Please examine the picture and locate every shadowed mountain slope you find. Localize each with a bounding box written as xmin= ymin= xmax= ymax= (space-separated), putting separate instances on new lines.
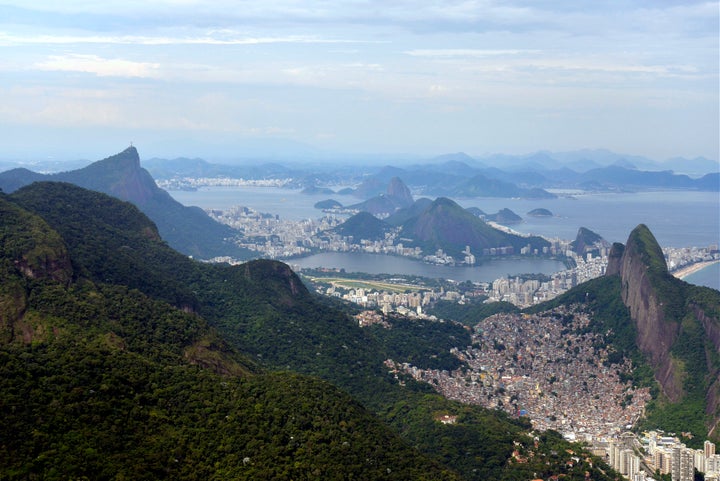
xmin=0 ymin=147 xmax=249 ymax=260
xmin=534 ymin=224 xmax=720 ymax=442
xmin=398 ymin=197 xmax=549 ymax=258
xmin=0 ymin=182 xmax=620 ymax=479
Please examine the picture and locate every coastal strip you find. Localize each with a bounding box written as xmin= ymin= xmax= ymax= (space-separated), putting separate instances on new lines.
xmin=671 ymin=260 xmax=720 ymax=280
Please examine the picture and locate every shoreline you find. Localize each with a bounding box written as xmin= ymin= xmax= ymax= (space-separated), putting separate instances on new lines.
xmin=671 ymin=260 xmax=719 ymax=279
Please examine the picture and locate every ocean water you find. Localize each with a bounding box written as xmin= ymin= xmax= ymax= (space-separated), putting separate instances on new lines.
xmin=169 ymin=187 xmax=719 ymax=289
xmin=287 ymin=252 xmax=566 ymax=284
xmin=683 ymin=262 xmax=720 ymax=290
xmin=458 ymin=191 xmax=719 ymax=247
xmin=170 ymin=187 xmax=719 ymax=248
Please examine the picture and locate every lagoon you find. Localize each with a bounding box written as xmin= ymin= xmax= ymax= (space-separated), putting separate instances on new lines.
xmin=286 ymin=252 xmax=566 ymax=283
xmin=169 ymin=186 xmax=719 ymax=288
xmin=170 ymin=187 xmax=719 ymax=248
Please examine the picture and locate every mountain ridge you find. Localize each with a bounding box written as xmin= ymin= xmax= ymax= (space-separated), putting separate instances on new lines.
xmin=0 ymin=180 xmax=619 ymax=479
xmin=0 ymin=147 xmax=249 ymax=260
xmin=399 ymin=197 xmax=549 ymax=258
xmin=605 ymin=224 xmax=720 ymax=436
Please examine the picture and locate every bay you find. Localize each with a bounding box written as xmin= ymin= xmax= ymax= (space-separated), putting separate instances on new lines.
xmin=170 ymin=187 xmax=719 ymax=248
xmin=286 ymin=252 xmax=566 ymax=283
xmin=458 ymin=191 xmax=720 ymax=247
xmin=170 ymin=186 xmax=335 ymax=221
xmin=683 ymin=262 xmax=720 ymax=290
xmin=169 ymin=186 xmax=719 ymax=287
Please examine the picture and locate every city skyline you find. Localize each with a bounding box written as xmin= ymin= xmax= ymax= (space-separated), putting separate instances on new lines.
xmin=0 ymin=1 xmax=718 ymax=162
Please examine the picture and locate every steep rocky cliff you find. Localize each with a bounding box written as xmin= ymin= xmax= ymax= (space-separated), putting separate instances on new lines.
xmin=0 ymin=147 xmax=249 ymax=260
xmin=606 ymin=224 xmax=720 ymax=435
xmin=612 ymin=225 xmax=683 ymax=401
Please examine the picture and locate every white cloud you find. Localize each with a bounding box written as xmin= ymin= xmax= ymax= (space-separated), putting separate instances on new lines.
xmin=0 ymin=31 xmax=368 ymax=47
xmin=405 ymin=49 xmax=539 ymax=57
xmin=35 ymin=54 xmax=160 ymax=78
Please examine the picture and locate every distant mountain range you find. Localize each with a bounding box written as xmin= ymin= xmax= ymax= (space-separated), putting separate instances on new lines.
xmin=0 ymin=147 xmax=250 ymax=260
xmin=133 ymin=148 xmax=720 ymax=196
xmin=365 ymin=159 xmax=717 ymax=196
xmin=329 ymin=189 xmax=548 ymax=258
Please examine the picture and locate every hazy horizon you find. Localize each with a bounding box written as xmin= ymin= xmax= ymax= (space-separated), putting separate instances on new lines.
xmin=0 ymin=1 xmax=718 ymax=162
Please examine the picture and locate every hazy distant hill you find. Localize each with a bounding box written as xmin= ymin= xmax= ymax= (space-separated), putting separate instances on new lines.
xmin=444 ymin=173 xmax=556 ymax=199
xmin=484 ymin=208 xmax=523 ymax=225
xmin=0 ymin=147 xmax=250 ymax=260
xmin=527 ymin=208 xmax=553 ymax=217
xmin=348 ymin=176 xmax=415 ymax=216
xmin=143 ymin=156 xmax=297 ymax=180
xmin=398 ymin=197 xmax=549 ymax=258
xmin=570 ymin=227 xmax=609 ymax=256
xmin=332 ymin=211 xmax=393 ymax=241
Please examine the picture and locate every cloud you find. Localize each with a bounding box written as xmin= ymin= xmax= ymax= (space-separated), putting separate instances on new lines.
xmin=0 ymin=31 xmax=371 ymax=47
xmin=35 ymin=54 xmax=160 ymax=78
xmin=405 ymin=49 xmax=539 ymax=57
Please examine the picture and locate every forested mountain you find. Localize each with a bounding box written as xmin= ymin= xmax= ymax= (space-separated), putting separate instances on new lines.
xmin=0 ymin=182 xmax=617 ymax=480
xmin=331 ymin=211 xmax=393 ymax=241
xmin=529 ymin=225 xmax=720 ymax=442
xmin=397 ymin=197 xmax=549 ymax=258
xmin=0 ymin=147 xmax=249 ymax=260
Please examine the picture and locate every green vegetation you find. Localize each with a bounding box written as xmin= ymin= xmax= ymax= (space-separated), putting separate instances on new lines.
xmin=332 ymin=211 xmax=392 ymax=241
xmin=398 ymin=197 xmax=549 ymax=258
xmin=0 ymin=193 xmax=459 ymax=480
xmin=0 ymin=182 xmax=623 ymax=479
xmin=429 ymin=299 xmax=519 ymax=326
xmin=368 ymin=315 xmax=471 ymax=371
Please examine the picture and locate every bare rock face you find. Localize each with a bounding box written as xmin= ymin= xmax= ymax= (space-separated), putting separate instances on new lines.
xmin=608 ymin=225 xmax=720 ymax=434
xmin=605 ymin=242 xmax=625 ymax=276
xmin=610 ymin=225 xmax=683 ymax=400
xmin=386 ymin=177 xmax=414 ymax=209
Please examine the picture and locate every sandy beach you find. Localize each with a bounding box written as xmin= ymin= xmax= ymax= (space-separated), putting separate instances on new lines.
xmin=671 ymin=260 xmax=720 ymax=279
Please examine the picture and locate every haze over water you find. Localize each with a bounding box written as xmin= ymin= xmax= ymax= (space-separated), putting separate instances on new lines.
xmin=171 ymin=187 xmax=720 ymax=247
xmin=169 ymin=185 xmax=720 ymax=290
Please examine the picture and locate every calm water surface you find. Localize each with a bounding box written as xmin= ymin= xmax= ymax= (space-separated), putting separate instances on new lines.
xmin=170 ymin=187 xmax=719 ymax=247
xmin=683 ymin=262 xmax=720 ymax=290
xmin=170 ymin=187 xmax=719 ymax=288
xmin=287 ymin=252 xmax=566 ymax=283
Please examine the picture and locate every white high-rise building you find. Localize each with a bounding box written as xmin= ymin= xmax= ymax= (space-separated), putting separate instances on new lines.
xmin=672 ymin=446 xmax=694 ymax=481
xmin=706 ymin=441 xmax=717 ymax=458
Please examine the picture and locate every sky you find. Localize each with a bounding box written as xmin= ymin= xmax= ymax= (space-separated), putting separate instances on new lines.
xmin=0 ymin=1 xmax=718 ymax=162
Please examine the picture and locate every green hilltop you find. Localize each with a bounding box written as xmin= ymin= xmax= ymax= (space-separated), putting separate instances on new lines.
xmin=0 ymin=147 xmax=249 ymax=260
xmin=398 ymin=197 xmax=548 ymax=258
xmin=0 ymin=181 xmax=620 ymax=480
xmin=531 ymin=224 xmax=720 ymax=444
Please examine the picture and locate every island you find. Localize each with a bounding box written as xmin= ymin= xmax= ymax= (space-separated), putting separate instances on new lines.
xmin=527 ymin=208 xmax=553 ymax=217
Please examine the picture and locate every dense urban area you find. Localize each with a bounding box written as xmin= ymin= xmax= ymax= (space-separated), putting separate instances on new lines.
xmin=200 ymin=201 xmax=718 ymax=309
xmin=165 ymin=181 xmax=719 ymax=481
xmin=376 ymin=304 xmax=720 ymax=481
